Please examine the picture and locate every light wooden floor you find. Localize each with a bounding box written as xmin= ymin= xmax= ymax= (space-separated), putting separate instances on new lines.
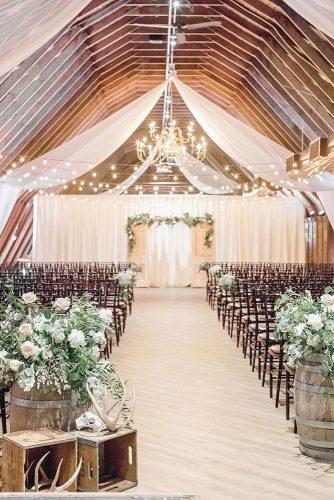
xmin=112 ymin=288 xmax=334 ymax=499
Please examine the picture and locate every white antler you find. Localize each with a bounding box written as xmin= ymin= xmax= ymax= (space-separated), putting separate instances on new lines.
xmin=28 ymin=452 xmax=82 ymax=493
xmin=86 ymin=375 xmax=135 ymax=432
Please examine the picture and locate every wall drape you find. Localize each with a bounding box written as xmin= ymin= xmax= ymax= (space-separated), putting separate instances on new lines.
xmin=318 ymin=192 xmax=334 ymax=230
xmin=33 ymin=194 xmax=305 ymax=264
xmin=0 ymin=185 xmax=21 ymax=233
xmin=284 ymin=0 xmax=334 ymax=39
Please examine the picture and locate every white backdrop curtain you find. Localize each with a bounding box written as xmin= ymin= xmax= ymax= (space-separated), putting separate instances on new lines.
xmin=33 ymin=194 xmax=305 ymax=264
xmin=147 ymin=222 xmax=193 ymax=287
xmin=0 ymin=0 xmax=91 ymax=78
xmin=318 ymin=192 xmax=334 ymax=229
xmin=2 ymin=83 xmax=165 ymax=190
xmin=284 ymin=1 xmax=334 ymax=39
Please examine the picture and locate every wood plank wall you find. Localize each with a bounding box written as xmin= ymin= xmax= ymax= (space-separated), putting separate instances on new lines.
xmin=305 ymin=216 xmax=334 ymax=264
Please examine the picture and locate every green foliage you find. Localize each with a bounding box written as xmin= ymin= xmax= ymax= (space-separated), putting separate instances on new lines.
xmin=126 ymin=212 xmax=214 ymax=251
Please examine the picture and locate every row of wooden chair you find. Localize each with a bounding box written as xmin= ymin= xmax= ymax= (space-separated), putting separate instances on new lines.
xmin=206 ymin=262 xmax=334 ymax=428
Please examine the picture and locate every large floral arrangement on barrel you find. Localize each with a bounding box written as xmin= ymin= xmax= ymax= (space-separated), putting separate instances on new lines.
xmin=126 ymin=212 xmax=214 ymax=252
xmin=275 ymin=287 xmax=334 ymax=376
xmin=0 ymin=288 xmax=118 ymax=405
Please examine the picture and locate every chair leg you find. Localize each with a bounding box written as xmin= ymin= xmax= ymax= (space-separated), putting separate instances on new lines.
xmin=0 ymin=389 xmax=7 ymax=434
xmin=269 ymin=354 xmax=273 ymax=399
xmin=275 ymin=355 xmax=284 ymax=408
xmin=261 ymin=344 xmax=269 ymax=387
xmin=286 ymin=371 xmax=290 ymax=420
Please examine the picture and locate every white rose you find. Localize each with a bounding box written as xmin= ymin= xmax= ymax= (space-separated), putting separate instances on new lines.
xmin=306 ymin=313 xmax=324 ymax=332
xmin=33 ymin=315 xmax=47 ymax=332
xmin=20 ymin=341 xmax=39 ymax=359
xmin=52 ymin=329 xmax=65 ymax=344
xmin=295 ymin=323 xmax=306 ymax=336
xmin=320 ymin=294 xmax=334 ymax=313
xmin=91 ymin=346 xmax=101 ymax=358
xmin=21 ymin=292 xmax=37 ymax=304
xmin=89 ymin=331 xmax=106 ymax=345
xmin=99 ymin=309 xmax=112 ymax=324
xmin=54 ymin=297 xmax=71 ymax=311
xmin=68 ymin=329 xmax=85 ymax=348
xmin=9 ymin=359 xmax=23 ymax=372
xmin=18 ymin=322 xmax=33 ymax=338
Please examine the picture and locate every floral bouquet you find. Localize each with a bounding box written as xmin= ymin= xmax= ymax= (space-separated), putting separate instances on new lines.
xmin=275 ymin=287 xmax=334 ymax=377
xmin=209 ymin=264 xmax=222 ymax=278
xmin=218 ymin=273 xmax=236 ymax=293
xmin=0 ymin=289 xmax=117 ymax=404
xmin=199 ymin=261 xmax=210 ymax=272
xmin=130 ymin=263 xmax=142 ymax=274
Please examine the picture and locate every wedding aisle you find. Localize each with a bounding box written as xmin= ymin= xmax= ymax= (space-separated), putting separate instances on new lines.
xmin=112 ymin=289 xmax=334 ymax=499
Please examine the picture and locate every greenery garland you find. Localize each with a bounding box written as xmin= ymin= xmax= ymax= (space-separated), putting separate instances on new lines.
xmin=126 ymin=212 xmax=214 ymax=252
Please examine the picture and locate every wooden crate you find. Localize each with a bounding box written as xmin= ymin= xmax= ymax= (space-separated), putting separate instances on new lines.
xmin=75 ymin=428 xmax=137 ymax=492
xmin=2 ymin=428 xmax=77 ymax=492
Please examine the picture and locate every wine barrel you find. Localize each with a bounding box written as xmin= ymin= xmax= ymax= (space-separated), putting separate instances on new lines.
xmin=10 ymin=383 xmax=72 ymax=432
xmin=295 ymin=354 xmax=334 ymax=460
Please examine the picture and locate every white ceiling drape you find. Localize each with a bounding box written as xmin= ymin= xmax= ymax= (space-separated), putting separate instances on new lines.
xmin=0 ymin=185 xmax=21 ymax=233
xmin=175 ymin=152 xmax=238 ymax=194
xmin=172 ymin=77 xmax=334 ymax=192
xmin=1 ymin=82 xmax=166 ymax=190
xmin=33 ymin=194 xmax=305 ymax=264
xmin=284 ymin=0 xmax=334 ymax=39
xmin=0 ymin=0 xmax=91 ymax=78
xmin=318 ymin=191 xmax=334 ymax=229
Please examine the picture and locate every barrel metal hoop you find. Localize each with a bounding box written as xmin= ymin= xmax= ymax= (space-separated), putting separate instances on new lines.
xmin=299 ymin=436 xmax=334 ymax=449
xmin=295 ymin=381 xmax=334 ymax=394
xmin=11 ymin=395 xmax=71 ymax=410
xmin=296 ymin=415 xmax=334 ymax=430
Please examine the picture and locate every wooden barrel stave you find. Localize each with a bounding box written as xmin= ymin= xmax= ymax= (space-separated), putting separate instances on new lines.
xmin=295 ymin=355 xmax=334 ymax=460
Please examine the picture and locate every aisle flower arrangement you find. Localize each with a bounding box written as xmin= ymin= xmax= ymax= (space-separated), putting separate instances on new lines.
xmin=126 ymin=212 xmax=214 ymax=251
xmin=209 ymin=264 xmax=221 ymax=277
xmin=199 ymin=261 xmax=210 ymax=272
xmin=275 ymin=287 xmax=334 ymax=377
xmin=219 ymin=273 xmax=236 ymax=293
xmin=0 ymin=289 xmax=117 ymax=404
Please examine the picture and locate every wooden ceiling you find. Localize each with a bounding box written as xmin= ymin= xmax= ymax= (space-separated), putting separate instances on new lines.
xmin=0 ymin=0 xmax=333 ymax=260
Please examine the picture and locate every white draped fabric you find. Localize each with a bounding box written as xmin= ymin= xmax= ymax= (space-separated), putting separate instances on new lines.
xmin=284 ymin=0 xmax=334 ymax=39
xmin=172 ymin=77 xmax=334 ymax=192
xmin=147 ymin=222 xmax=193 ymax=287
xmin=0 ymin=185 xmax=21 ymax=233
xmin=2 ymin=83 xmax=166 ymax=190
xmin=33 ymin=194 xmax=305 ymax=264
xmin=0 ymin=1 xmax=91 ymax=78
xmin=176 ymin=152 xmax=238 ymax=194
xmin=318 ymin=192 xmax=334 ymax=229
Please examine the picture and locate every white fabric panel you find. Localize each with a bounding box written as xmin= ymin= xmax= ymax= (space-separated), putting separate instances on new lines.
xmin=284 ymin=0 xmax=334 ymax=38
xmin=318 ymin=191 xmax=334 ymax=229
xmin=176 ymin=152 xmax=238 ymax=194
xmin=33 ymin=194 xmax=305 ymax=264
xmin=215 ymin=197 xmax=305 ymax=263
xmin=0 ymin=0 xmax=91 ymax=78
xmin=172 ymin=77 xmax=334 ymax=192
xmin=2 ymin=83 xmax=166 ymax=190
xmin=0 ymin=185 xmax=21 ymax=233
xmin=147 ymin=222 xmax=193 ymax=287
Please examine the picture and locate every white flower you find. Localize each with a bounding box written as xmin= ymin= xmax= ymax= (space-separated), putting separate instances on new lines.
xmin=13 ymin=312 xmax=22 ymax=321
xmin=54 ymin=297 xmax=71 ymax=311
xmin=89 ymin=331 xmax=106 ymax=345
xmin=43 ymin=350 xmax=53 ymax=360
xmin=209 ymin=265 xmax=221 ymax=277
xmin=295 ymin=323 xmax=306 ymax=336
xmin=33 ymin=315 xmax=47 ymax=332
xmin=9 ymin=359 xmax=23 ymax=372
xmin=0 ymin=350 xmax=8 ymax=360
xmin=306 ymin=313 xmax=324 ymax=332
xmin=320 ymin=294 xmax=334 ymax=313
xmin=91 ymin=346 xmax=101 ymax=358
xmin=18 ymin=322 xmax=33 ymax=338
xmin=21 ymin=292 xmax=37 ymax=304
xmin=99 ymin=309 xmax=112 ymax=324
xmin=68 ymin=329 xmax=85 ymax=348
xmin=20 ymin=341 xmax=39 ymax=359
xmin=52 ymin=329 xmax=65 ymax=344
xmin=332 ymin=353 xmax=334 ymax=363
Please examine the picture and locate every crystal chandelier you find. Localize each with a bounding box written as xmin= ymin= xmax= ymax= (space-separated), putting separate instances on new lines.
xmin=136 ymin=119 xmax=207 ymax=165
